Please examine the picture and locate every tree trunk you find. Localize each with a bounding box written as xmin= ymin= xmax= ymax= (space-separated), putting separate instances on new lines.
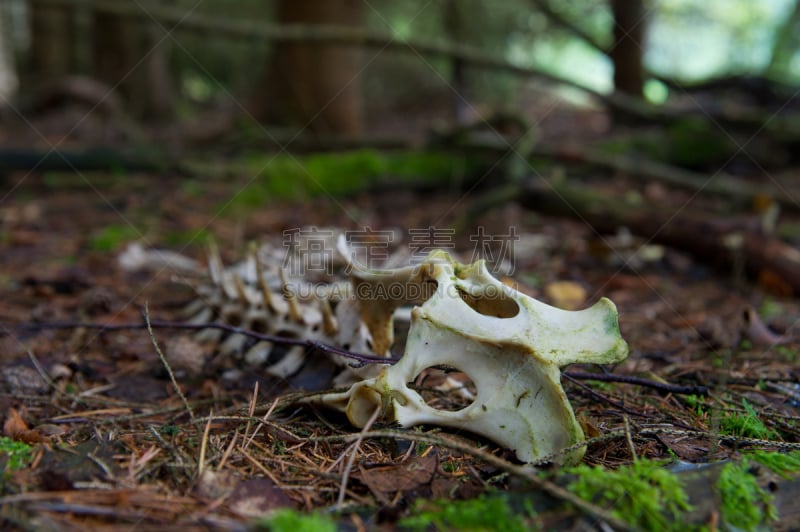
xmin=28 ymin=2 xmax=74 ymax=82
xmin=445 ymin=0 xmax=470 ymax=124
xmin=253 ymin=0 xmax=365 ymax=138
xmin=0 ymin=3 xmax=18 ymax=103
xmin=609 ymin=0 xmax=645 ymax=98
xmin=92 ymin=9 xmax=173 ymax=120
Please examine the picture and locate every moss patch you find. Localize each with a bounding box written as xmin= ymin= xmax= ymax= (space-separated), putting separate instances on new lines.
xmin=257 ymin=508 xmax=337 ymax=532
xmin=0 ymin=437 xmax=34 ymax=482
xmin=717 ymin=457 xmax=777 ymax=530
xmin=719 ymin=399 xmax=779 ymax=440
xmin=747 ymin=450 xmax=800 ymax=479
xmin=566 ymin=459 xmax=692 ymax=531
xmin=223 ymin=149 xmax=485 ymax=211
xmin=399 ymin=493 xmax=533 ymax=532
xmin=89 ymin=224 xmax=142 ymax=252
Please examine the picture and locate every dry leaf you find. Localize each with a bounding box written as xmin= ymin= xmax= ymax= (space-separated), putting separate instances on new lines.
xmin=544 ymin=281 xmax=586 ymax=310
xmin=358 ymin=452 xmax=437 ymax=504
xmin=4 ymin=407 xmax=47 ymax=444
xmin=4 ymin=407 xmax=30 ymax=438
xmin=228 ymin=478 xmax=294 ymax=517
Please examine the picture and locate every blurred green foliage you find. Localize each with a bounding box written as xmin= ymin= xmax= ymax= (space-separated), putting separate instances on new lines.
xmin=399 ymin=493 xmax=534 ymax=532
xmin=719 ymin=399 xmax=780 ymax=440
xmin=566 ymin=460 xmax=694 ymax=532
xmin=258 ymin=508 xmax=336 ymax=532
xmin=222 ymin=149 xmax=485 ymax=211
xmin=89 ymin=224 xmax=141 ymax=252
xmin=717 ymin=457 xmax=778 ymax=530
xmin=0 ymin=437 xmax=33 ymax=479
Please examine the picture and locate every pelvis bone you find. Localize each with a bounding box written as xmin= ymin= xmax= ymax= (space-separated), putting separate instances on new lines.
xmin=314 ymin=239 xmax=628 ymax=465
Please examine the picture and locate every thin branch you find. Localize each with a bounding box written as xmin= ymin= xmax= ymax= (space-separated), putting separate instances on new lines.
xmin=314 ymin=428 xmax=637 ymax=532
xmin=7 ymin=318 xmax=397 ymax=367
xmin=562 ymin=373 xmax=644 ymax=416
xmin=564 ymin=370 xmax=708 ymax=395
xmin=144 ymin=304 xmax=195 ymax=423
xmin=7 ymin=319 xmax=704 ymax=395
xmin=529 ymin=0 xmax=608 ymax=55
xmin=336 ymin=405 xmax=381 ymax=508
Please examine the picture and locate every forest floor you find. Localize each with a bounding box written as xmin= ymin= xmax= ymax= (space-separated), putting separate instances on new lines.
xmin=1 ymin=105 xmax=800 ymax=530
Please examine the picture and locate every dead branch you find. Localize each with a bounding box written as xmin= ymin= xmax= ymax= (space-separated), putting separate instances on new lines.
xmin=313 ymin=429 xmax=637 ymax=531
xmin=564 ymin=371 xmax=708 ymax=395
xmin=530 ymin=146 xmax=800 ymax=213
xmin=144 ymin=304 xmax=195 ymax=422
xmin=5 ymin=318 xmax=705 ymax=395
xmin=6 ymin=318 xmax=397 ymax=367
xmin=529 ymin=0 xmax=608 ymax=55
xmin=513 ymin=179 xmax=800 ymax=294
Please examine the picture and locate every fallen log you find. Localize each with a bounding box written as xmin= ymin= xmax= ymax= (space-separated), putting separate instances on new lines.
xmin=511 ymin=179 xmax=800 ymax=295
xmin=529 ymin=146 xmax=800 ymax=213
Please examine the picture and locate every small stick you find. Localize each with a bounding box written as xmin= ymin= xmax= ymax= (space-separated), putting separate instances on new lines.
xmin=562 ymin=373 xmax=643 ymax=416
xmin=8 ymin=319 xmax=705 ymax=395
xmin=242 ymin=382 xmax=258 ymax=451
xmin=336 ymin=405 xmax=381 ymax=508
xmin=144 ymin=304 xmax=195 ymax=423
xmin=624 ymin=416 xmax=637 ymax=461
xmin=8 ymin=319 xmax=397 ymax=367
xmin=198 ymin=413 xmax=212 ymax=476
xmin=317 ymin=428 xmax=636 ymax=532
xmin=563 ymin=370 xmax=708 ymax=395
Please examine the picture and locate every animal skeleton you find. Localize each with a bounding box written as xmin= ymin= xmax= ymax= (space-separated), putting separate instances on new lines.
xmin=124 ymin=229 xmax=628 ymax=464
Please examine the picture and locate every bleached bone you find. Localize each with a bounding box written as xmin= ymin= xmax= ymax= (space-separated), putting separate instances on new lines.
xmin=181 ymin=237 xmax=383 ymax=381
xmin=312 ymin=242 xmax=628 ymax=465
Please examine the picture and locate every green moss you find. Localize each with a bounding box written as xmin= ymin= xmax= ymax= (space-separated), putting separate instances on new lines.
xmin=90 ymin=224 xmax=141 ymax=252
xmin=0 ymin=437 xmax=34 ymax=478
xmin=775 ymin=345 xmax=798 ymax=362
xmin=717 ymin=458 xmax=777 ymax=530
xmin=399 ymin=493 xmax=532 ymax=532
xmin=738 ymin=339 xmax=753 ymax=350
xmin=683 ymin=394 xmax=707 ymax=415
xmin=162 ymin=228 xmax=211 ymax=248
xmin=224 ymin=149 xmax=485 ymax=211
xmin=747 ymin=450 xmax=800 ymax=479
xmin=566 ymin=459 xmax=692 ymax=531
xmin=719 ymin=399 xmax=779 ymax=440
xmin=180 ymin=179 xmax=205 ymax=198
xmin=757 ymin=298 xmax=783 ymax=319
xmin=258 ymin=508 xmax=337 ymax=532
xmin=586 ymin=380 xmax=616 ymax=392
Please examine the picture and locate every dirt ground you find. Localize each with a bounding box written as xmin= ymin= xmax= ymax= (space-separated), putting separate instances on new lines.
xmin=1 ymin=106 xmax=800 ymax=529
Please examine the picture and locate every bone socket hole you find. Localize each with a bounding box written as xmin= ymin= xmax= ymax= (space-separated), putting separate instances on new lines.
xmin=456 ymin=287 xmax=519 ymax=318
xmin=409 ymin=366 xmax=477 ymax=412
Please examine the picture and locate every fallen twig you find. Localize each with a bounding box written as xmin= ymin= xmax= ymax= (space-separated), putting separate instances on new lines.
xmin=314 ymin=428 xmax=637 ymax=531
xmin=144 ymin=304 xmax=195 ymax=423
xmin=564 ymin=371 xmax=708 ymax=395
xmin=6 ymin=318 xmax=395 ymax=366
xmin=5 ymin=319 xmax=704 ymax=395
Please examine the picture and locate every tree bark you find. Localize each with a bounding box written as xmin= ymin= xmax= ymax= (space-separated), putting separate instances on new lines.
xmin=0 ymin=4 xmax=18 ymax=103
xmin=609 ymin=0 xmax=645 ymax=98
xmin=253 ymin=0 xmax=365 ymax=137
xmin=28 ymin=2 xmax=74 ymax=82
xmin=444 ymin=0 xmax=470 ymax=124
xmin=92 ymin=9 xmax=174 ymax=120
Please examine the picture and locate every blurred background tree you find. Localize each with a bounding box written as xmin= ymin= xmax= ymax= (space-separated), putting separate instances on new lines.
xmin=252 ymin=0 xmax=365 ymax=137
xmin=0 ymin=0 xmax=798 ymax=145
